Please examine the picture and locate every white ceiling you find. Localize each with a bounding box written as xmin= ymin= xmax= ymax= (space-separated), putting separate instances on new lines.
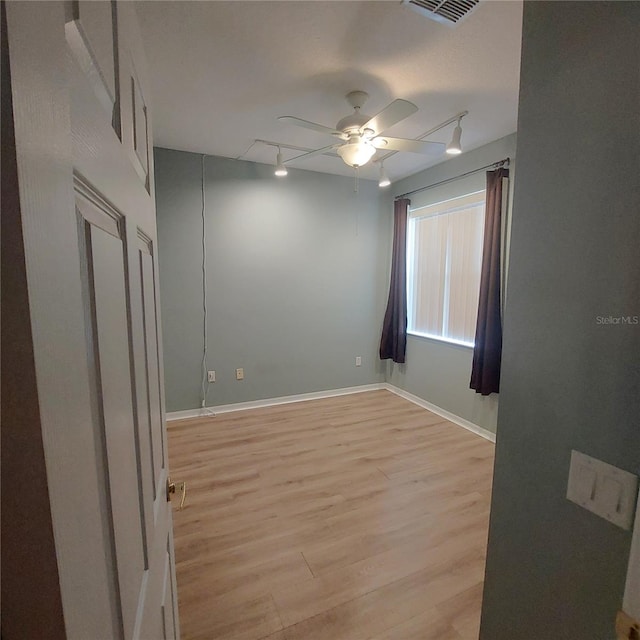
xmin=136 ymin=0 xmax=523 ymax=183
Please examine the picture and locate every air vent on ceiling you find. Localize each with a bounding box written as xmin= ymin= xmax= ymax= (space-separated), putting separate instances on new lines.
xmin=402 ymin=0 xmax=481 ymax=26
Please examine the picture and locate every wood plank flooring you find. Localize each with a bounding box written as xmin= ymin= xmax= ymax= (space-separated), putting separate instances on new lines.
xmin=168 ymin=390 xmax=495 ymax=640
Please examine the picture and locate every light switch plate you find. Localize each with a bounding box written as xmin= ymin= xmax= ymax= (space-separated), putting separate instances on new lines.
xmin=567 ymin=450 xmax=638 ymax=530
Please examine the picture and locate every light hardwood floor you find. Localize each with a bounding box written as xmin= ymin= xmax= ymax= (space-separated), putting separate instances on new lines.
xmin=168 ymin=390 xmax=495 ymax=640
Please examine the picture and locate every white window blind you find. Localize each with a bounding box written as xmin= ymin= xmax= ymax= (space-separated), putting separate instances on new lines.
xmin=407 ymin=190 xmax=485 ymax=346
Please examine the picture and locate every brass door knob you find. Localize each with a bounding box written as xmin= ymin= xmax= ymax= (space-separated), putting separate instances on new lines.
xmin=166 ymin=476 xmax=187 ymax=509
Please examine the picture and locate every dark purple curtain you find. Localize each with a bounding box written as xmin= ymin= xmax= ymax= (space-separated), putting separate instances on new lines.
xmin=470 ymin=168 xmax=509 ymax=395
xmin=379 ymin=198 xmax=410 ymax=363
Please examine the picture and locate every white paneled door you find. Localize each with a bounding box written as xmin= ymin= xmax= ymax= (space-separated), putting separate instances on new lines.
xmin=6 ymin=2 xmax=180 ymax=638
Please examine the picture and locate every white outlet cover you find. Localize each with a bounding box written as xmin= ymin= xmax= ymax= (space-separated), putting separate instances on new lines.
xmin=567 ymin=450 xmax=638 ymax=530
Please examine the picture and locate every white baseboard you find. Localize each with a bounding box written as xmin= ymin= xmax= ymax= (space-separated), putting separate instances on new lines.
xmin=166 ymin=382 xmax=495 ymax=443
xmin=166 ymin=383 xmax=387 ymax=422
xmin=383 ymin=383 xmax=496 ymax=443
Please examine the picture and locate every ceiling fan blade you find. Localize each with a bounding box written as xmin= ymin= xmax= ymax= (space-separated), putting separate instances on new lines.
xmin=362 ymin=99 xmax=418 ymax=136
xmin=278 ymin=116 xmax=344 ymax=137
xmin=372 ymin=136 xmax=445 ymax=155
xmin=285 ymin=143 xmax=342 ymax=163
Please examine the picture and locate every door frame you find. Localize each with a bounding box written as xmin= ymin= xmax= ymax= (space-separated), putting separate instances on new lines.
xmin=1 ymin=2 xmax=179 ymax=637
xmin=1 ymin=2 xmax=67 ymax=636
xmin=4 ymin=3 xmax=123 ymax=636
xmin=623 ymin=491 xmax=640 ymax=620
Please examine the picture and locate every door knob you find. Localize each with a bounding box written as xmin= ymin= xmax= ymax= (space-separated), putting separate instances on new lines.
xmin=166 ymin=476 xmax=187 ymax=509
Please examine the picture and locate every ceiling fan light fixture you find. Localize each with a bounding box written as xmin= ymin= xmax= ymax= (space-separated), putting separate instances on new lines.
xmin=337 ymin=140 xmax=376 ymax=168
xmin=446 ymin=119 xmax=463 ymax=155
xmin=277 ymin=92 xmax=465 ymax=170
xmin=274 ymin=149 xmax=288 ymax=177
xmin=378 ymin=163 xmax=391 ymax=188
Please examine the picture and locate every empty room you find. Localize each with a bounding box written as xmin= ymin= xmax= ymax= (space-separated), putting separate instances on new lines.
xmin=2 ymin=2 xmax=638 ymax=640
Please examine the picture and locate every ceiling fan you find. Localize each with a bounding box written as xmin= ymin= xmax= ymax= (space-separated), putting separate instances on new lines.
xmin=278 ymin=90 xmax=447 ymax=169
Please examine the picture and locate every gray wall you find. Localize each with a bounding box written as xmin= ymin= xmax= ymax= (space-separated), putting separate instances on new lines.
xmin=481 ymin=3 xmax=640 ymax=638
xmin=155 ymin=149 xmax=387 ymax=412
xmin=385 ymin=133 xmax=517 ymax=433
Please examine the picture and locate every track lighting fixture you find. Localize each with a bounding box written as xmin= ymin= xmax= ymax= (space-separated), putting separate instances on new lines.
xmin=446 ymin=117 xmax=463 ymax=155
xmin=378 ymin=163 xmax=391 ymax=188
xmin=274 ymin=148 xmax=288 ymax=176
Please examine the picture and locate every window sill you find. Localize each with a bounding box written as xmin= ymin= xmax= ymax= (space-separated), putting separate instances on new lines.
xmin=407 ymin=331 xmax=475 ymax=350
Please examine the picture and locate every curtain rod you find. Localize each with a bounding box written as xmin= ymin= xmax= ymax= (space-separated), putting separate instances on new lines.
xmin=395 ymin=157 xmax=510 ymax=201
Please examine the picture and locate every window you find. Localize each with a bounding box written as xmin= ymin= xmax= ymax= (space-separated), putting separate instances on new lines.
xmin=407 ymin=190 xmax=485 ymax=347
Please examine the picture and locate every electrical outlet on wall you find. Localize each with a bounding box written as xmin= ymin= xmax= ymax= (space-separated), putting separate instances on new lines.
xmin=236 ymin=368 xmax=244 ymax=380
xmin=207 ymin=370 xmax=216 ymax=383
xmin=355 ymin=356 xmax=362 ymax=367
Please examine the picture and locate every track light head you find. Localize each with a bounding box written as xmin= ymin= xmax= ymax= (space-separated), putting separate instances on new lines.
xmin=378 ymin=163 xmax=391 ymax=188
xmin=446 ymin=119 xmax=463 ymax=155
xmin=275 ymin=149 xmax=288 ymax=176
